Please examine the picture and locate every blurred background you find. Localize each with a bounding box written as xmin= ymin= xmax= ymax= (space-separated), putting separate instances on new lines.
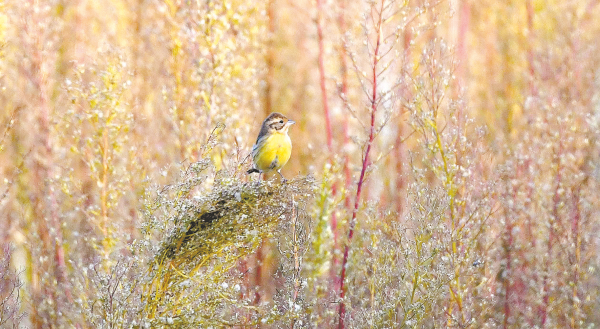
xmin=0 ymin=0 xmax=599 ymax=327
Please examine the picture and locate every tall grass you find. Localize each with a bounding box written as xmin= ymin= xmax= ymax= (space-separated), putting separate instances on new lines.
xmin=0 ymin=0 xmax=599 ymax=328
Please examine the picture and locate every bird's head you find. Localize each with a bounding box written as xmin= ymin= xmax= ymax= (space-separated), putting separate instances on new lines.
xmin=263 ymin=112 xmax=295 ymax=134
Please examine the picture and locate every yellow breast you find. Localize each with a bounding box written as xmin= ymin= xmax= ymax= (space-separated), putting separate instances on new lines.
xmin=252 ymin=132 xmax=292 ymax=172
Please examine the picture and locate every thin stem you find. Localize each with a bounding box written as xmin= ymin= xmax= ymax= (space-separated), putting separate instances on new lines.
xmin=338 ymin=0 xmax=384 ymax=327
xmin=455 ymin=0 xmax=470 ymax=92
xmin=265 ymin=0 xmax=276 ymax=116
xmin=526 ymin=0 xmax=537 ymax=98
xmin=502 ymin=172 xmax=516 ymax=329
xmin=330 ymin=0 xmax=352 ymax=294
xmin=570 ymin=187 xmax=581 ymax=329
xmin=254 ymin=242 xmax=263 ymax=305
xmin=316 ymin=0 xmax=342 ymax=293
xmin=317 ymin=0 xmax=333 ymax=151
xmin=340 ymin=0 xmax=351 ymax=203
xmin=101 ymin=124 xmax=110 ymax=262
xmin=540 ymin=138 xmax=563 ymax=327
xmin=290 ymin=203 xmax=301 ymax=329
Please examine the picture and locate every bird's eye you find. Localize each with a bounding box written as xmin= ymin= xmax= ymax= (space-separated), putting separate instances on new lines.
xmin=279 ymin=120 xmax=284 ymax=123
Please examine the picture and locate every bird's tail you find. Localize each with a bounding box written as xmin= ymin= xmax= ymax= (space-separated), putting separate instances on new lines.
xmin=247 ymin=168 xmax=260 ymax=174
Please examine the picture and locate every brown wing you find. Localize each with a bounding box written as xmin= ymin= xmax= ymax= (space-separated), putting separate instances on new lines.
xmin=256 ymin=121 xmax=270 ymax=144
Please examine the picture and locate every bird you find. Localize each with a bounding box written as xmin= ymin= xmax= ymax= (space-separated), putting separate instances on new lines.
xmin=247 ymin=112 xmax=295 ymax=181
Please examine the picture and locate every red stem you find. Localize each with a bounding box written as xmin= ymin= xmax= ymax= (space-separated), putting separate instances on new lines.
xmin=330 ymin=0 xmax=351 ymax=291
xmin=265 ymin=0 xmax=276 ymax=116
xmin=540 ymin=140 xmax=562 ymax=327
xmin=526 ymin=0 xmax=537 ymax=97
xmin=317 ymin=0 xmax=333 ymax=151
xmin=25 ymin=2 xmax=72 ymax=323
xmin=254 ymin=242 xmax=264 ymax=305
xmin=338 ymin=2 xmax=383 ymax=327
xmin=570 ymin=187 xmax=581 ymax=329
xmin=339 ymin=0 xmax=352 ymax=208
xmin=456 ymin=0 xmax=470 ymax=91
xmin=502 ymin=174 xmax=516 ymax=329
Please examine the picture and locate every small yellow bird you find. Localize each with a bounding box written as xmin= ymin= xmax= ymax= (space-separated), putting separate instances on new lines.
xmin=247 ymin=112 xmax=295 ymax=180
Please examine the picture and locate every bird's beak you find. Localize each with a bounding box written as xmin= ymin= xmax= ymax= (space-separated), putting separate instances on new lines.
xmin=288 ymin=120 xmax=296 ymax=125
